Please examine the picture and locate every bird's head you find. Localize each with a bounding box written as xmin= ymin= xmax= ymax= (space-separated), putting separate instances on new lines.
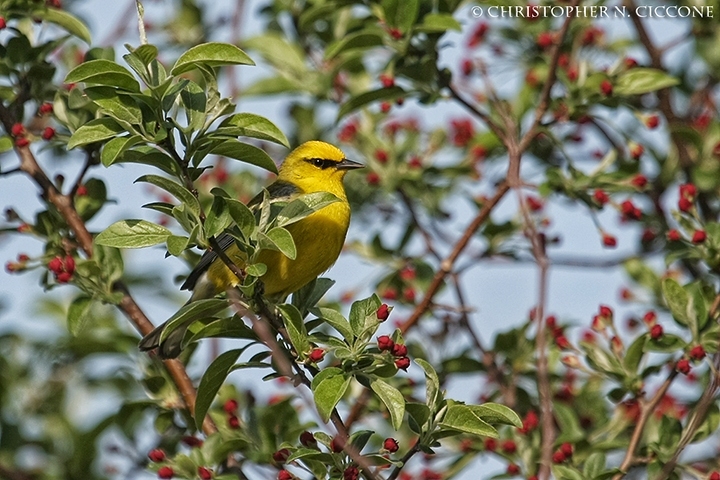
xmin=278 ymin=141 xmax=363 ymax=194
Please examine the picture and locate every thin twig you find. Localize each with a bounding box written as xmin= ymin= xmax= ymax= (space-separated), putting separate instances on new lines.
xmin=387 ymin=440 xmax=421 ymax=480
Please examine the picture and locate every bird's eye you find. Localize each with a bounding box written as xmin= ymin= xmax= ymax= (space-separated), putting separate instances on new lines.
xmin=313 ymin=158 xmax=324 ymax=167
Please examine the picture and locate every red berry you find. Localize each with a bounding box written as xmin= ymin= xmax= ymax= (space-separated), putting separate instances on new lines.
xmin=546 ymin=316 xmax=557 ymax=329
xmin=380 ymin=102 xmax=391 ymax=113
xmin=148 ymin=449 xmax=166 ymax=462
xmin=599 ymin=305 xmax=613 ymax=318
xmin=467 ymin=23 xmax=489 ymax=48
xmin=555 ymin=335 xmax=571 ymax=349
xmin=308 ymin=348 xmax=325 ymax=362
xmin=484 ymin=438 xmax=497 ymax=451
xmin=602 ymin=233 xmax=617 ymax=248
xmin=377 ymin=335 xmax=394 ymax=351
xmin=197 ymin=467 xmax=213 ymax=480
xmin=48 ymin=256 xmax=63 ymax=273
xmin=643 ymin=311 xmax=657 ymax=326
xmin=408 ymin=156 xmax=422 ymax=169
xmin=338 ymin=121 xmax=357 ymax=143
xmin=560 ymin=443 xmax=573 ymax=457
xmin=366 ymin=172 xmax=380 ymax=185
xmin=76 ymin=185 xmax=88 ymax=196
xmin=631 ymin=174 xmax=647 ymax=188
xmin=394 ymin=357 xmax=410 ymax=370
xmin=15 ymin=137 xmax=29 ymax=148
xmin=330 ymin=436 xmax=345 ymax=453
xmin=157 ymin=466 xmax=174 ymax=479
xmin=391 ymin=343 xmax=407 ymax=357
xmin=383 ymin=438 xmax=399 ymax=452
xmin=272 ymin=448 xmax=290 ymax=463
xmin=228 ymin=415 xmax=240 ymax=429
xmin=507 ymin=464 xmax=520 ymax=475
xmin=461 ymin=58 xmax=473 ymax=76
xmin=678 ymin=197 xmax=693 ymax=212
xmin=620 ymin=200 xmax=641 ymax=221
xmin=403 ymin=287 xmax=416 ymax=303
xmin=223 ymin=399 xmax=238 ymax=414
xmin=680 ymin=183 xmax=697 ymax=199
xmin=501 ymin=440 xmax=517 ymax=454
xmin=536 ymin=31 xmax=554 ymax=49
xmin=388 ymin=27 xmax=402 ymax=39
xmin=667 ymin=229 xmax=681 ymax=242
xmin=645 ymin=114 xmax=659 ymax=129
xmin=624 ymin=57 xmax=638 ymax=68
xmin=42 ymin=127 xmax=55 ymax=140
xmin=650 ymin=323 xmax=665 ymax=340
xmin=692 ymin=230 xmax=707 ymax=244
xmin=552 ymin=450 xmax=566 ymax=463
xmin=343 ymin=466 xmax=359 ymax=480
xmin=56 ymin=271 xmax=72 ymax=283
xmin=376 ymin=303 xmax=390 ymax=321
xmin=600 ymin=79 xmax=613 ymax=96
xmin=381 ymin=286 xmax=397 ymax=300
xmin=38 ymin=103 xmax=53 ymax=115
xmin=0 ymin=17 xmax=6 ymax=29
xmin=11 ymin=123 xmax=25 ymax=136
xmin=380 ymin=74 xmax=395 ymax=88
xmin=709 ymin=471 xmax=720 ymax=480
xmin=526 ymin=196 xmax=543 ymax=212
xmin=299 ymin=431 xmax=316 ymax=447
xmin=17 ymin=254 xmax=29 ymax=262
xmin=629 ymin=143 xmax=644 ymax=160
xmin=689 ymin=345 xmax=706 ymax=361
xmin=676 ymin=358 xmax=691 ymax=375
xmin=593 ymin=189 xmax=609 ymax=206
xmin=64 ymin=255 xmax=75 ymax=274
xmin=374 ymin=149 xmax=389 ymax=163
xmin=277 ymin=471 xmax=293 ymax=480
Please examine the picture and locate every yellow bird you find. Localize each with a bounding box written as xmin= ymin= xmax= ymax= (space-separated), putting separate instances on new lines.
xmin=139 ymin=141 xmax=363 ymax=358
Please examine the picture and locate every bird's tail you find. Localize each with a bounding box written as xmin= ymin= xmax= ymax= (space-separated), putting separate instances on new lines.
xmin=138 ymin=320 xmax=188 ymax=359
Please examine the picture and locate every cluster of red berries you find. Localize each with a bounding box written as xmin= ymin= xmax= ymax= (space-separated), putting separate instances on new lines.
xmin=223 ymin=398 xmax=241 ymax=429
xmin=48 ymin=255 xmax=75 ymax=283
xmin=5 ymin=253 xmax=30 ymax=273
xmin=552 ymin=442 xmax=574 ymax=463
xmin=546 ymin=316 xmax=571 ymax=350
xmin=518 ymin=410 xmax=539 ymax=435
xmin=149 ymin=449 xmax=211 ymax=479
xmin=377 ymin=335 xmax=410 ymax=370
xmin=678 ymin=183 xmax=697 ymax=212
xmin=10 ymin=122 xmax=56 ymax=148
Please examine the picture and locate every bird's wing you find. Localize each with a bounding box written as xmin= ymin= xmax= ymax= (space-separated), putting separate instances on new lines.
xmin=180 ymin=180 xmax=302 ymax=291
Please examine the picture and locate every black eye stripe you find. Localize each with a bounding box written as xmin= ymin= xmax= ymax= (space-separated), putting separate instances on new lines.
xmin=306 ymin=157 xmax=337 ymax=169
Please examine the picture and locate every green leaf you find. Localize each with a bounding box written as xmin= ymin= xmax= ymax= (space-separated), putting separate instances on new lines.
xmin=337 ymin=87 xmax=405 ymax=121
xmin=118 ymin=147 xmax=182 ymax=177
xmin=315 ymin=307 xmax=353 ymax=343
xmin=181 ymin=81 xmax=207 ymax=131
xmin=160 ymin=299 xmax=229 ymax=343
xmin=75 ymin=177 xmax=107 ymax=221
xmin=614 ymin=68 xmax=680 ymax=96
xmin=439 ymin=404 xmax=497 ymax=438
xmin=553 ymin=402 xmax=585 ymax=443
xmin=325 ymin=31 xmax=384 ymax=59
xmin=688 ymin=282 xmax=709 ymax=332
xmin=552 ymin=465 xmax=584 ymax=480
xmin=583 ymin=452 xmax=606 ymax=479
xmin=101 ymin=135 xmax=143 ymax=166
xmin=277 ymin=304 xmax=310 ymax=355
xmin=209 ymin=140 xmax=278 ymax=174
xmin=166 ymin=235 xmax=189 ymax=256
xmin=205 ymin=195 xmax=232 ymax=238
xmin=33 ymin=7 xmax=91 ymax=43
xmin=95 ymin=219 xmax=172 ymax=248
xmin=370 ymin=378 xmax=405 ymax=430
xmin=135 ymin=174 xmax=201 ymax=217
xmin=85 ymin=88 xmax=143 ymax=126
xmin=218 ymin=113 xmax=289 ymax=147
xmin=65 ymin=60 xmax=140 ymax=92
xmin=245 ymin=263 xmax=266 ymax=277
xmin=0 ymin=136 xmax=13 ymax=153
xmin=194 ymin=348 xmax=243 ymax=430
xmin=662 ymin=278 xmax=690 ymax=326
xmin=415 ymin=358 xmax=440 ymax=409
xmin=311 ymin=367 xmax=351 ymax=422
xmin=67 ymin=295 xmax=93 ymax=336
xmin=349 ymin=295 xmax=381 ymax=337
xmin=415 ymin=13 xmax=462 ymax=33
xmin=94 ymin=244 xmax=124 ymax=285
xmin=259 ymin=227 xmax=296 ymax=260
xmin=276 ymin=192 xmax=340 ymax=228
xmin=468 ymin=403 xmax=521 ymax=428
xmin=406 ymin=402 xmax=430 ymax=433
xmin=226 ymin=198 xmax=256 ymax=238
xmin=186 ymin=316 xmax=257 ymax=345
xmin=67 ymin=118 xmax=124 ymax=149
xmin=171 ymin=42 xmax=255 ymax=75
xmin=646 ymin=333 xmax=686 ymax=353
xmin=623 ymin=335 xmax=646 ymax=374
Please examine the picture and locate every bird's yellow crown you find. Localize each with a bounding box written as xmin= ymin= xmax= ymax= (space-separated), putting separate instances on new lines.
xmin=278 ymin=141 xmax=356 ymax=197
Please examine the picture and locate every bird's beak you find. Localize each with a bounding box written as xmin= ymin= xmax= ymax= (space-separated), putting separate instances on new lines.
xmin=336 ymin=158 xmax=364 ymax=170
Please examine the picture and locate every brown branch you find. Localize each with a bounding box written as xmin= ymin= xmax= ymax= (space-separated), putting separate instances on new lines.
xmin=400 ymin=181 xmax=510 ymax=334
xmin=613 ymin=370 xmax=677 ymax=479
xmin=7 ymin=139 xmax=217 ymax=436
xmin=519 ymin=0 xmax=580 ymax=152
xmin=387 ymin=439 xmax=421 ymax=480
